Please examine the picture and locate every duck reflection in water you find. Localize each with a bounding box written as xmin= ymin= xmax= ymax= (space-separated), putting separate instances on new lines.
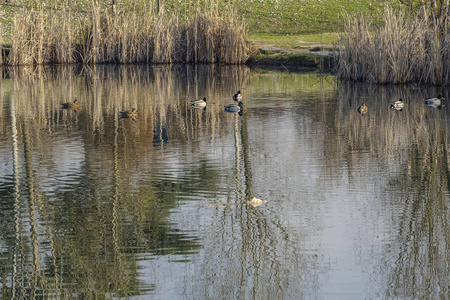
xmin=233 ymin=90 xmax=242 ymax=101
xmin=225 ymin=101 xmax=244 ymax=115
xmin=153 ymin=126 xmax=169 ymax=144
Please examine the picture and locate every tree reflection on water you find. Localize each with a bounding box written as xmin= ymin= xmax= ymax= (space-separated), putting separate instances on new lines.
xmin=0 ymin=66 xmax=448 ymax=299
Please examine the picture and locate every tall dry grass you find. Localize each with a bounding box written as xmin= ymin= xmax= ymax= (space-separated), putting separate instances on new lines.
xmin=9 ymin=8 xmax=78 ymax=65
xmin=336 ymin=6 xmax=450 ymax=85
xmin=3 ymin=4 xmax=248 ymax=66
xmin=181 ymin=9 xmax=248 ymax=64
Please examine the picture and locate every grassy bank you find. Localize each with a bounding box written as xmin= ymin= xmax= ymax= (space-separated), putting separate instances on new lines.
xmin=246 ymin=53 xmax=334 ymax=73
xmin=240 ymin=0 xmax=390 ymax=35
xmin=0 ymin=0 xmax=391 ymax=38
xmin=248 ymin=33 xmax=338 ymax=50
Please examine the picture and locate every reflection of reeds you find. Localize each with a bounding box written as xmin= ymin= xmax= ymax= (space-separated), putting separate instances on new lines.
xmin=325 ymin=83 xmax=449 ymax=299
xmin=1 ymin=64 xmax=252 ymax=297
xmin=332 ymin=82 xmax=447 ymax=159
xmin=4 ymin=4 xmax=248 ymax=65
xmin=5 ymin=64 xmax=251 ymax=141
xmin=0 ymin=24 xmax=3 ymax=66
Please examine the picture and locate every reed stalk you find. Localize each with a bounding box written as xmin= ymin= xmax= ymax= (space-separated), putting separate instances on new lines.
xmin=182 ymin=9 xmax=248 ymax=64
xmin=337 ymin=5 xmax=450 ymax=85
xmin=0 ymin=21 xmax=2 ymax=66
xmin=51 ymin=10 xmax=76 ymax=64
xmin=153 ymin=10 xmax=179 ymax=64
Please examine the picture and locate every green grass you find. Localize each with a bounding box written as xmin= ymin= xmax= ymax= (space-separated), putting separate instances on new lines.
xmin=0 ymin=0 xmax=391 ymax=33
xmin=238 ymin=0 xmax=391 ymax=35
xmin=248 ymin=33 xmax=339 ymax=48
xmin=154 ymin=0 xmax=390 ymax=35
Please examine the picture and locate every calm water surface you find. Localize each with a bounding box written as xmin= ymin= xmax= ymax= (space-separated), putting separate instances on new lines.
xmin=0 ymin=65 xmax=448 ymax=299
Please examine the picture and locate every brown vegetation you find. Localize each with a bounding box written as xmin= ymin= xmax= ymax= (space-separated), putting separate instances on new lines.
xmin=2 ymin=5 xmax=249 ymax=66
xmin=336 ymin=5 xmax=450 ymax=85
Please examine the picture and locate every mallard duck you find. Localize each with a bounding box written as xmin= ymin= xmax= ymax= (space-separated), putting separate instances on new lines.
xmin=119 ymin=108 xmax=138 ymax=119
xmin=390 ymin=98 xmax=404 ymax=111
xmin=358 ymin=103 xmax=368 ymax=115
xmin=224 ymin=101 xmax=244 ymax=113
xmin=191 ymin=97 xmax=207 ymax=108
xmin=233 ymin=90 xmax=242 ymax=101
xmin=424 ymin=95 xmax=444 ymax=107
xmin=61 ymin=99 xmax=79 ymax=109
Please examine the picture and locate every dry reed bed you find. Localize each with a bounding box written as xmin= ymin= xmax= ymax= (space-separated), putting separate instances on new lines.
xmin=3 ymin=6 xmax=249 ymax=66
xmin=336 ymin=6 xmax=450 ymax=85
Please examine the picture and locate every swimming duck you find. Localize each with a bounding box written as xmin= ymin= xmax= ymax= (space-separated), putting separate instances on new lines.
xmin=61 ymin=99 xmax=79 ymax=109
xmin=191 ymin=98 xmax=207 ymax=108
xmin=390 ymin=98 xmax=404 ymax=111
xmin=358 ymin=103 xmax=368 ymax=115
xmin=424 ymin=95 xmax=444 ymax=107
xmin=119 ymin=108 xmax=138 ymax=119
xmin=224 ymin=101 xmax=244 ymax=113
xmin=233 ymin=90 xmax=242 ymax=101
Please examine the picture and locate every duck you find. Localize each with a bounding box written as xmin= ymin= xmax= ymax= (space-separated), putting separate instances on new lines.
xmin=390 ymin=98 xmax=404 ymax=111
xmin=61 ymin=99 xmax=79 ymax=109
xmin=224 ymin=101 xmax=244 ymax=113
xmin=233 ymin=90 xmax=242 ymax=101
xmin=191 ymin=97 xmax=207 ymax=108
xmin=424 ymin=95 xmax=444 ymax=108
xmin=357 ymin=103 xmax=368 ymax=115
xmin=119 ymin=108 xmax=138 ymax=119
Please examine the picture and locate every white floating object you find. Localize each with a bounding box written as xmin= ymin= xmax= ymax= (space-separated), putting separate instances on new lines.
xmin=247 ymin=197 xmax=267 ymax=207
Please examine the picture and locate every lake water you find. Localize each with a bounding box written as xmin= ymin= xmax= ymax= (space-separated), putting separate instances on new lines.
xmin=0 ymin=65 xmax=448 ymax=299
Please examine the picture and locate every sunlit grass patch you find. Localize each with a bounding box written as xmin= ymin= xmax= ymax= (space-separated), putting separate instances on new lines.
xmin=248 ymin=33 xmax=338 ymax=49
xmin=240 ymin=0 xmax=391 ymax=34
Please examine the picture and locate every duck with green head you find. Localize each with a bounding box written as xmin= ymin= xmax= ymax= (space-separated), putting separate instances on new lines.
xmin=233 ymin=90 xmax=242 ymax=101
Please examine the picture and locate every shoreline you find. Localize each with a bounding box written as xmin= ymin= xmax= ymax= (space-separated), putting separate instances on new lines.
xmin=1 ymin=44 xmax=336 ymax=72
xmin=245 ymin=42 xmax=335 ymax=72
xmin=246 ymin=51 xmax=335 ymax=73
